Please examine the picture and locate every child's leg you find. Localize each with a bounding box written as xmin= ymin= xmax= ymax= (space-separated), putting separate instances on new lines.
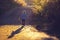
xmin=22 ymin=19 xmax=25 ymax=26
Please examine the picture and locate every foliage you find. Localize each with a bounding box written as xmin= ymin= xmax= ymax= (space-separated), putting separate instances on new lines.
xmin=31 ymin=0 xmax=49 ymax=14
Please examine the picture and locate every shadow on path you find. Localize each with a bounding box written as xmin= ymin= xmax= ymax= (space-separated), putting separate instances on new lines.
xmin=8 ymin=25 xmax=24 ymax=39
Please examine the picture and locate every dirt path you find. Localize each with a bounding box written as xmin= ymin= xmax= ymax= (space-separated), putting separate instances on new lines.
xmin=0 ymin=25 xmax=59 ymax=40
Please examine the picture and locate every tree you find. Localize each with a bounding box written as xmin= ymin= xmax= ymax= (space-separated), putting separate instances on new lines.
xmin=31 ymin=0 xmax=49 ymax=14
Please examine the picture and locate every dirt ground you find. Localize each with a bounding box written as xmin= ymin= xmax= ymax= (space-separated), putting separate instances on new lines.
xmin=0 ymin=25 xmax=59 ymax=40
